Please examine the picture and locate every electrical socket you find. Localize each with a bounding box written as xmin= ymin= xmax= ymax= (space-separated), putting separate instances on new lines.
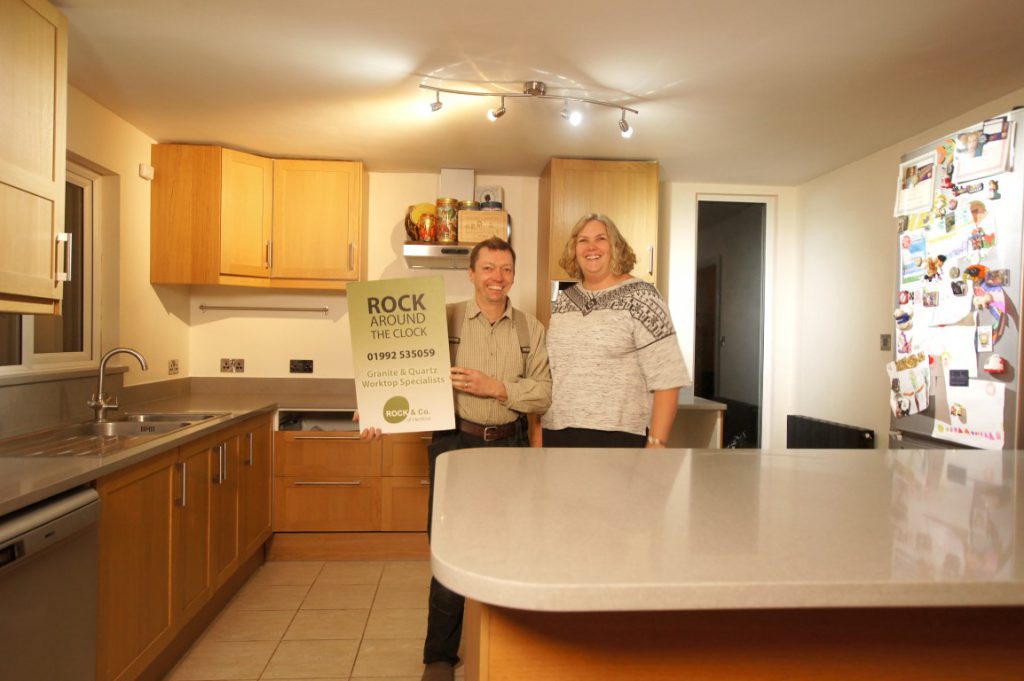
xmin=220 ymin=358 xmax=234 ymax=373
xmin=232 ymin=358 xmax=245 ymax=373
xmin=290 ymin=359 xmax=314 ymax=374
xmin=168 ymin=359 xmax=180 ymax=375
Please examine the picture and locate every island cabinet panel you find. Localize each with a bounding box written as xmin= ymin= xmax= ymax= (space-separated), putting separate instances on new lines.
xmin=0 ymin=0 xmax=67 ymax=314
xmin=96 ymin=415 xmax=274 ymax=681
xmin=150 ymin=144 xmax=365 ymax=290
xmin=535 ymin=158 xmax=659 ymax=324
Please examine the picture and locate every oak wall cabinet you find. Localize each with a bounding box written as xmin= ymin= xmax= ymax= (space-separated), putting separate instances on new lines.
xmin=0 ymin=0 xmax=68 ymax=314
xmin=96 ymin=414 xmax=273 ymax=681
xmin=535 ymin=158 xmax=659 ymax=324
xmin=150 ymin=144 xmax=366 ymax=290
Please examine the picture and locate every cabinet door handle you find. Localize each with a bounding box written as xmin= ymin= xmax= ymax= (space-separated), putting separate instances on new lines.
xmin=215 ymin=443 xmax=226 ymax=484
xmin=266 ymin=240 xmax=273 ymax=269
xmin=293 ymin=435 xmax=362 ymax=441
xmin=348 ymin=242 xmax=355 ymax=270
xmin=178 ymin=461 xmax=188 ymax=507
xmin=56 ymin=232 xmax=73 ymax=282
xmin=419 ymin=436 xmax=432 ymax=442
xmin=294 ymin=480 xmax=362 ymax=486
xmin=648 ymin=245 xmax=655 ymax=276
xmin=246 ymin=432 xmax=254 ymax=467
xmin=419 ymin=480 xmax=430 ymax=486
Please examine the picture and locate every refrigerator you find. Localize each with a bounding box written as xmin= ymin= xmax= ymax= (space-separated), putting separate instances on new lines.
xmin=889 ymin=108 xmax=1023 ymax=450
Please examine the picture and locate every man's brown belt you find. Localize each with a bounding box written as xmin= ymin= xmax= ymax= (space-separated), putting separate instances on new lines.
xmin=458 ymin=418 xmax=518 ymax=442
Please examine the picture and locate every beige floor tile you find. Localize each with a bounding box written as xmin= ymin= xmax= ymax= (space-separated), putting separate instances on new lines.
xmin=363 ymin=608 xmax=427 ymax=639
xmin=247 ymin=560 xmax=324 ymax=587
xmin=372 ymin=582 xmax=429 ymax=610
xmin=165 ymin=640 xmax=276 ymax=680
xmin=379 ymin=560 xmax=433 ymax=586
xmin=230 ymin=584 xmax=310 ymax=611
xmin=260 ymin=639 xmax=359 ymax=679
xmin=316 ymin=560 xmax=384 ymax=585
xmin=350 ymin=678 xmax=421 ymax=681
xmin=302 ymin=582 xmax=377 ymax=610
xmin=351 ymin=638 xmax=424 ymax=677
xmin=204 ymin=609 xmax=295 ymax=642
xmin=284 ymin=608 xmax=370 ymax=640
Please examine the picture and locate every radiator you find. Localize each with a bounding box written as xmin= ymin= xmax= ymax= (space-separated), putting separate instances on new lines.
xmin=786 ymin=415 xmax=875 ymax=449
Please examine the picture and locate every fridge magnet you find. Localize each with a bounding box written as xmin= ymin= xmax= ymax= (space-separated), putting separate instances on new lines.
xmin=932 ymin=380 xmax=1005 ymax=450
xmin=985 ymin=269 xmax=1009 ymax=287
xmin=976 ymin=312 xmax=993 ymax=352
xmin=923 ymin=255 xmax=946 ymax=281
xmin=897 ymin=215 xmax=909 ymax=232
xmin=922 ymin=290 xmax=940 ymax=307
xmin=964 ymin=264 xmax=988 ymax=282
xmin=972 ymin=286 xmax=1008 ymax=344
xmin=983 ymin=354 xmax=1006 ymax=375
xmin=897 ymin=330 xmax=913 ymax=356
xmin=931 ymin=194 xmax=949 ymax=221
xmin=949 ymin=403 xmax=967 ymax=422
xmin=949 ymin=266 xmax=961 ymax=279
xmin=952 ymin=117 xmax=1015 ymax=183
xmin=950 ymin=280 xmax=968 ymax=296
xmin=894 ymin=307 xmax=914 ymax=330
xmin=948 ymin=369 xmax=969 ymax=387
xmin=887 ymin=352 xmax=930 ymax=418
xmin=988 ymin=180 xmax=1000 ymax=200
xmin=894 ymin=151 xmax=938 ymax=216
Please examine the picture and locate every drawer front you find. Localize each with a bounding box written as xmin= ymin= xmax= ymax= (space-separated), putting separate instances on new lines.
xmin=382 ymin=432 xmax=431 ymax=477
xmin=275 ymin=431 xmax=381 ymax=477
xmin=381 ymin=476 xmax=430 ymax=532
xmin=273 ymin=476 xmax=381 ymax=531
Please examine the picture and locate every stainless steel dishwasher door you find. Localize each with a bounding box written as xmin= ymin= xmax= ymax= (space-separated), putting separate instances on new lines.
xmin=0 ymin=486 xmax=100 ymax=681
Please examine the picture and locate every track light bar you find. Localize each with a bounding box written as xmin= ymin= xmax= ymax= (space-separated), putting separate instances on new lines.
xmin=420 ymin=81 xmax=637 ymax=137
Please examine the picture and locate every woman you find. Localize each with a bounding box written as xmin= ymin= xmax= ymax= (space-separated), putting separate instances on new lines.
xmin=540 ymin=213 xmax=690 ymax=448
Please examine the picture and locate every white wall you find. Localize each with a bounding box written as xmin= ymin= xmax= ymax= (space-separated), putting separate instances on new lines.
xmin=67 ymin=87 xmax=188 ymax=386
xmin=793 ymin=86 xmax=1024 ymax=446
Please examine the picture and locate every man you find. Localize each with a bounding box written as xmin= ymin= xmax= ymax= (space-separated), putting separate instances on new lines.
xmin=363 ymin=237 xmax=551 ymax=681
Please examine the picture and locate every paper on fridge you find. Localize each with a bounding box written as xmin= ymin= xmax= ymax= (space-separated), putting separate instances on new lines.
xmin=932 ymin=380 xmax=1005 ymax=450
xmin=348 ymin=276 xmax=455 ymax=433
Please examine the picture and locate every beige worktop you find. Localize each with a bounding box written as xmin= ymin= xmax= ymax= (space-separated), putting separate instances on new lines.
xmin=431 ymin=447 xmax=1022 ymax=612
xmin=0 ymin=391 xmax=359 ymax=516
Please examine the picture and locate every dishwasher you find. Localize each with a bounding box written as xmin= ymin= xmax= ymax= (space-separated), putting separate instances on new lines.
xmin=0 ymin=486 xmax=100 ymax=681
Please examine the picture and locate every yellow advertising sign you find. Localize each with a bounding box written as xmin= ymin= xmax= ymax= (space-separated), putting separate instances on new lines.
xmin=348 ymin=277 xmax=455 ymax=432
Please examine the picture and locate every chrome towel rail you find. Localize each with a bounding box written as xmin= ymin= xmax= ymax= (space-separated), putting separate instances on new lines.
xmin=199 ymin=304 xmax=329 ymax=315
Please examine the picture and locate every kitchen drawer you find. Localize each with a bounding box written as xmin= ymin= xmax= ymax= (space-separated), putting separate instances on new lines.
xmin=382 ymin=431 xmax=431 ymax=477
xmin=381 ymin=476 xmax=430 ymax=532
xmin=273 ymin=476 xmax=381 ymax=531
xmin=275 ymin=431 xmax=381 ymax=477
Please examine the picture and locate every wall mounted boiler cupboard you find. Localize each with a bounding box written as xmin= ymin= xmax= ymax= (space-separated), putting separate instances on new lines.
xmin=535 ymin=158 xmax=659 ymax=324
xmin=150 ymin=144 xmax=367 ymax=290
xmin=0 ymin=0 xmax=68 ymax=314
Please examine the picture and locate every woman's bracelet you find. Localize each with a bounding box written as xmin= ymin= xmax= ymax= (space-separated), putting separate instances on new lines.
xmin=647 ymin=435 xmax=664 ymax=446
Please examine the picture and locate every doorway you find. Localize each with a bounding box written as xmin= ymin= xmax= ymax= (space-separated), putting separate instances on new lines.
xmin=694 ymin=200 xmax=766 ymax=447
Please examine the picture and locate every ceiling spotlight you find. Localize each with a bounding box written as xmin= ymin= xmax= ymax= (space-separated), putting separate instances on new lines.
xmin=618 ymin=110 xmax=633 ymax=138
xmin=561 ymin=102 xmax=582 ymax=127
xmin=430 ymin=91 xmax=443 ymax=112
xmin=487 ymin=97 xmax=506 ymax=121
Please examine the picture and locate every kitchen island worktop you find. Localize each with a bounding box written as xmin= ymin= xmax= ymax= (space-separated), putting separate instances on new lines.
xmin=432 ymin=447 xmax=1023 ymax=680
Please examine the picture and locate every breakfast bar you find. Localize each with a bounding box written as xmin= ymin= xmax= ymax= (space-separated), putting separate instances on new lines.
xmin=430 ymin=447 xmax=1023 ymax=680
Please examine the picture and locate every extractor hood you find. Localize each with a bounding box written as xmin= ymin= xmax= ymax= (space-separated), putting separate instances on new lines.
xmin=402 ymin=243 xmax=472 ymax=269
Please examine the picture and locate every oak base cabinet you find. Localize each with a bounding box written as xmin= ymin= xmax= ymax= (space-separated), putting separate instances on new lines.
xmin=96 ymin=414 xmax=273 ymax=681
xmin=273 ymin=423 xmax=430 ymax=533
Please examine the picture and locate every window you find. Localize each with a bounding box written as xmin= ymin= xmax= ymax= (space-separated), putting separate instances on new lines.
xmin=0 ymin=162 xmax=99 ymax=371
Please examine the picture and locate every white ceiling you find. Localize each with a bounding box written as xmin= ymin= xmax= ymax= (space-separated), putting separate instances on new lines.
xmin=56 ymin=0 xmax=1024 ymax=185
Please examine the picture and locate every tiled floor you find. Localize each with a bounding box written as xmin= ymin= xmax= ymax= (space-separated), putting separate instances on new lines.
xmin=165 ymin=560 xmax=463 ymax=680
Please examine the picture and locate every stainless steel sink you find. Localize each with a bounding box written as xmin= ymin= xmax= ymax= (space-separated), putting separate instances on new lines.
xmin=122 ymin=412 xmax=224 ymax=423
xmin=0 ymin=412 xmax=229 ymax=458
